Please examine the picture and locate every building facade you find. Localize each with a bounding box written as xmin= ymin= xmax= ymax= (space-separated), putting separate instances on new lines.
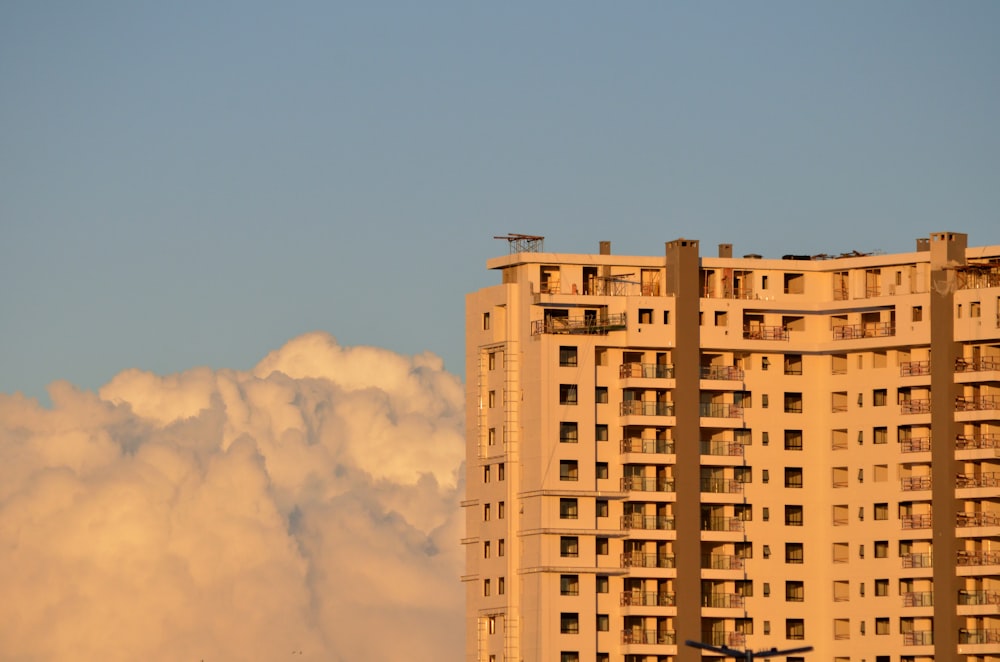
xmin=465 ymin=232 xmax=1000 ymax=662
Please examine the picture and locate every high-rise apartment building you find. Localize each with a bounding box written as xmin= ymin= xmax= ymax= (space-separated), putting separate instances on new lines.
xmin=464 ymin=232 xmax=1000 ymax=662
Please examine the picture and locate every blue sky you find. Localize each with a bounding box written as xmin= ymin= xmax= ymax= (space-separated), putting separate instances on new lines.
xmin=3 ymin=1 xmax=998 ymax=401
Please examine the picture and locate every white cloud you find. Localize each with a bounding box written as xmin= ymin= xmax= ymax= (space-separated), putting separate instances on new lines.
xmin=0 ymin=333 xmax=465 ymax=662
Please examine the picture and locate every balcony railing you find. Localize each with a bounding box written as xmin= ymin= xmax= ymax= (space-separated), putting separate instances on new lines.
xmin=958 ymin=589 xmax=1000 ymax=606
xmin=620 ymin=439 xmax=675 ymax=455
xmin=702 ymin=593 xmax=744 ymax=609
xmin=956 ymin=472 xmax=1000 ymax=488
xmin=700 ymin=440 xmax=745 ymax=456
xmin=699 ymin=402 xmax=744 ymax=418
xmin=956 ymin=432 xmax=1000 ymax=450
xmin=700 ymin=631 xmax=746 ymax=648
xmin=832 ymin=323 xmax=895 ymax=339
xmin=956 ymin=511 xmax=1000 ymax=528
xmin=901 ymin=476 xmax=932 ymax=491
xmin=955 ymin=356 xmax=1000 ymax=372
xmin=901 ymin=436 xmax=932 ymax=453
xmin=700 ymin=365 xmax=745 ymax=381
xmin=959 ymin=629 xmax=1000 ymax=645
xmin=620 ymin=401 xmax=675 ymax=417
xmin=620 ymin=362 xmax=675 ymax=379
xmin=900 ymin=360 xmax=931 ymax=376
xmin=903 ymin=591 xmax=934 ymax=607
xmin=701 ymin=554 xmax=744 ymax=570
xmin=621 ymin=514 xmax=676 ymax=531
xmin=621 ymin=630 xmax=676 ymax=645
xmin=901 ymin=399 xmax=932 ymax=414
xmin=620 ymin=590 xmax=676 ymax=607
xmin=621 ymin=476 xmax=675 ymax=493
xmin=955 ymin=395 xmax=1000 ymax=412
xmin=621 ymin=552 xmax=676 ymax=569
xmin=902 ymin=552 xmax=933 ymax=568
xmin=901 ymin=514 xmax=933 ymax=529
xmin=743 ymin=325 xmax=789 ymax=340
xmin=701 ymin=516 xmax=744 ymax=532
xmin=700 ymin=478 xmax=744 ymax=494
xmin=903 ymin=630 xmax=934 ymax=646
xmin=531 ymin=313 xmax=627 ymax=335
xmin=957 ymin=550 xmax=1000 ymax=566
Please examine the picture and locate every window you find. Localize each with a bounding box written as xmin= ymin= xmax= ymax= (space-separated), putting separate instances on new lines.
xmin=559 ymin=498 xmax=579 ymax=519
xmin=498 ymin=539 xmax=505 ymax=557
xmin=735 ymin=466 xmax=752 ymax=484
xmin=833 ymin=542 xmax=849 ymax=563
xmin=596 ymin=537 xmax=609 ymax=555
xmin=484 ymin=504 xmax=491 ymax=521
xmin=873 ymin=389 xmax=887 ymax=406
xmin=875 ymin=540 xmax=888 ymax=558
xmin=596 ymin=614 xmax=609 ymax=632
xmin=483 ymin=312 xmax=491 ymax=330
xmin=488 ymin=352 xmax=496 ymax=370
xmin=559 ymin=461 xmax=579 ymax=481
xmin=484 ymin=541 xmax=490 ymax=558
xmin=560 ymin=422 xmax=578 ymax=443
xmin=784 ymin=430 xmax=803 ymax=450
xmin=498 ymin=501 xmax=505 ymax=519
xmin=786 ymin=619 xmax=805 ymax=640
xmin=560 ymin=613 xmax=579 ymax=634
xmin=875 ymin=578 xmax=889 ymax=596
xmin=876 ymin=617 xmax=889 ymax=635
xmin=484 ymin=465 xmax=491 ymax=483
xmin=762 ymin=507 xmax=770 ymax=521
xmin=560 ymin=653 xmax=579 ymax=662
xmin=784 ymin=468 xmax=803 ymax=488
xmin=559 ymin=346 xmax=578 ymax=367
xmin=785 ymin=543 xmax=804 ymax=564
xmin=488 ymin=427 xmax=496 ymax=446
xmin=762 ymin=394 xmax=769 ymax=408
xmin=763 ymin=545 xmax=771 ymax=559
xmin=873 ymin=464 xmax=887 ymax=482
xmin=639 ymin=308 xmax=653 ymax=324
xmin=912 ymin=305 xmax=923 ymax=321
xmin=498 ymin=463 xmax=505 ymax=481
xmin=498 ymin=577 xmax=505 ymax=595
xmin=874 ymin=503 xmax=888 ymax=520
xmin=483 ymin=579 xmax=491 ymax=596
xmin=873 ymin=427 xmax=887 ymax=444
xmin=596 ymin=499 xmax=609 ymax=518
xmin=763 ymin=620 xmax=771 ymax=635
xmin=488 ymin=390 xmax=496 ymax=408
xmin=596 ymin=575 xmax=609 ymax=593
xmin=762 ymin=356 xmax=770 ymax=371
xmin=595 ymin=386 xmax=608 ymax=403
xmin=763 ymin=583 xmax=771 ymax=597
xmin=596 ymin=462 xmax=609 ymax=479
xmin=762 ymin=431 xmax=769 ymax=446
xmin=560 ymin=536 xmax=579 ymax=558
xmin=785 ymin=505 xmax=804 ymax=526
xmin=559 ymin=384 xmax=578 ymax=405
xmin=784 ymin=392 xmax=803 ymax=413
xmin=560 ymin=574 xmax=579 ymax=595
xmin=833 ymin=504 xmax=849 ymax=525
xmin=971 ymin=301 xmax=981 ymax=318
xmin=595 ymin=424 xmax=608 ymax=441
xmin=786 ymin=581 xmax=804 ymax=602
xmin=833 ymin=580 xmax=849 ymax=602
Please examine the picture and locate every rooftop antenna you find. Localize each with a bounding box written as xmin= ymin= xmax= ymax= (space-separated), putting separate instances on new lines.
xmin=685 ymin=640 xmax=813 ymax=661
xmin=494 ymin=233 xmax=544 ymax=254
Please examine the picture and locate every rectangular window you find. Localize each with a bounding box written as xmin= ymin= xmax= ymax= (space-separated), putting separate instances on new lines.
xmin=596 ymin=575 xmax=609 ymax=593
xmin=488 ymin=390 xmax=496 ymax=408
xmin=875 ymin=579 xmax=888 ymax=596
xmin=784 ymin=392 xmax=803 ymax=413
xmin=596 ymin=537 xmax=609 ymax=555
xmin=639 ymin=308 xmax=653 ymax=324
xmin=559 ymin=384 xmax=578 ymax=405
xmin=560 ymin=612 xmax=580 ymax=634
xmin=762 ymin=507 xmax=770 ymax=521
xmin=785 ymin=505 xmax=804 ymax=526
xmin=873 ymin=427 xmax=888 ymax=444
xmin=595 ymin=386 xmax=608 ymax=403
xmin=876 ymin=617 xmax=889 ymax=635
xmin=498 ymin=463 xmax=505 ymax=481
xmin=560 ymin=536 xmax=579 ymax=558
xmin=559 ymin=498 xmax=579 ymax=520
xmin=560 ymin=422 xmax=578 ymax=443
xmin=785 ymin=543 xmax=804 ymax=564
xmin=560 ymin=653 xmax=579 ymax=662
xmin=483 ymin=579 xmax=491 ymax=596
xmin=596 ymin=462 xmax=609 ymax=479
xmin=484 ymin=465 xmax=490 ymax=483
xmin=560 ymin=574 xmax=579 ymax=596
xmin=483 ymin=504 xmax=490 ymax=521
xmin=785 ymin=468 xmax=803 ymax=488
xmin=784 ymin=430 xmax=803 ymax=450
xmin=786 ymin=618 xmax=805 ymax=640
xmin=488 ymin=427 xmax=496 ymax=446
xmin=874 ymin=503 xmax=888 ymax=520
xmin=873 ymin=389 xmax=887 ymax=406
xmin=559 ymin=346 xmax=578 ymax=367
xmin=785 ymin=581 xmax=804 ymax=602
xmin=559 ymin=461 xmax=579 ymax=481
xmin=912 ymin=305 xmax=923 ymax=321
xmin=874 ymin=540 xmax=888 ymax=558
xmin=596 ymin=614 xmax=609 ymax=632
xmin=595 ymin=424 xmax=608 ymax=441
xmin=498 ymin=539 xmax=505 ymax=556
xmin=483 ymin=312 xmax=490 ymax=330
xmin=498 ymin=577 xmax=505 ymax=595
xmin=498 ymin=501 xmax=505 ymax=519
xmin=488 ymin=352 xmax=496 ymax=370
xmin=483 ymin=541 xmax=490 ymax=558
xmin=596 ymin=499 xmax=609 ymax=518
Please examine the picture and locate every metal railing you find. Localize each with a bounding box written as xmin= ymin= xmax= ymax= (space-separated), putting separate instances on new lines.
xmin=901 ymin=399 xmax=932 ymax=414
xmin=956 ymin=472 xmax=1000 ymax=488
xmin=620 ymin=401 xmax=675 ymax=416
xmin=958 ymin=589 xmax=1000 ymax=606
xmin=701 ymin=593 xmax=744 ymax=609
xmin=901 ymin=436 xmax=932 ymax=453
xmin=955 ymin=395 xmax=1000 ymax=411
xmin=902 ymin=552 xmax=933 ymax=568
xmin=700 ymin=365 xmax=745 ymax=380
xmin=903 ymin=591 xmax=934 ymax=607
xmin=621 ymin=630 xmax=676 ymax=645
xmin=901 ymin=476 xmax=932 ymax=491
xmin=701 ymin=516 xmax=744 ymax=532
xmin=743 ymin=325 xmax=789 ymax=340
xmin=901 ymin=514 xmax=933 ymax=529
xmin=620 ymin=438 xmax=675 ymax=455
xmin=620 ymin=476 xmax=675 ymax=493
xmin=620 ymin=362 xmax=675 ymax=379
xmin=957 ymin=550 xmax=1000 ymax=566
xmin=699 ymin=402 xmax=744 ymax=418
xmin=620 ymin=590 xmax=676 ymax=607
xmin=959 ymin=629 xmax=1000 ymax=645
xmin=700 ymin=478 xmax=744 ymax=494
xmin=956 ymin=432 xmax=1000 ymax=450
xmin=620 ymin=552 xmax=676 ymax=569
xmin=832 ymin=322 xmax=895 ymax=339
xmin=954 ymin=356 xmax=1000 ymax=372
xmin=530 ymin=313 xmax=627 ymax=335
xmin=620 ymin=514 xmax=676 ymax=531
xmin=903 ymin=630 xmax=934 ymax=646
xmin=900 ymin=360 xmax=931 ymax=376
xmin=700 ymin=440 xmax=745 ymax=456
xmin=956 ymin=511 xmax=1000 ymax=528
xmin=701 ymin=554 xmax=744 ymax=570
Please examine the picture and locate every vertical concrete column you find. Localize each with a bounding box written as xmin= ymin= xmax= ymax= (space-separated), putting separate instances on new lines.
xmin=665 ymin=239 xmax=702 ymax=659
xmin=929 ymin=231 xmax=965 ymax=658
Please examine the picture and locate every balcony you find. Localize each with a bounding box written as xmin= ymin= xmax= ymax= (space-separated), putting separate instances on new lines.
xmin=530 ymin=313 xmax=627 ymax=335
xmin=955 ymin=356 xmax=1000 ymax=373
xmin=621 ymin=630 xmax=676 ymax=645
xmin=901 ymin=514 xmax=933 ymax=529
xmin=903 ymin=591 xmax=934 ymax=607
xmin=620 ymin=362 xmax=674 ymax=379
xmin=621 ymin=514 xmax=676 ymax=531
xmin=959 ymin=629 xmax=1000 ymax=645
xmin=701 ymin=554 xmax=744 ymax=570
xmin=700 ymin=631 xmax=745 ymax=648
xmin=902 ymin=552 xmax=934 ymax=568
xmin=700 ymin=440 xmax=745 ymax=457
xmin=901 ymin=436 xmax=932 ymax=453
xmin=620 ymin=590 xmax=676 ymax=607
xmin=620 ymin=401 xmax=675 ymax=417
xmin=900 ymin=360 xmax=931 ymax=376
xmin=699 ymin=403 xmax=744 ymax=418
xmin=901 ymin=399 xmax=932 ymax=415
xmin=903 ymin=630 xmax=934 ymax=646
xmin=700 ymin=478 xmax=744 ymax=494
xmin=955 ymin=395 xmax=1000 ymax=412
xmin=701 ymin=516 xmax=744 ymax=532
xmin=620 ymin=439 xmax=675 ymax=455
xmin=956 ymin=511 xmax=1000 ymax=528
xmin=621 ymin=552 xmax=676 ymax=569
xmin=832 ymin=322 xmax=895 ymax=339
xmin=742 ymin=325 xmax=788 ymax=341
xmin=957 ymin=432 xmax=1000 ymax=451
xmin=957 ymin=550 xmax=1000 ymax=567
xmin=621 ymin=476 xmax=675 ymax=493
xmin=702 ymin=593 xmax=744 ymax=609
xmin=958 ymin=589 xmax=1000 ymax=606
xmin=956 ymin=472 xmax=1000 ymax=489
xmin=700 ymin=365 xmax=745 ymax=381
xmin=901 ymin=476 xmax=932 ymax=491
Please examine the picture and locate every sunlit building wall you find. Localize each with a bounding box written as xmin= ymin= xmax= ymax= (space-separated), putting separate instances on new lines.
xmin=465 ymin=232 xmax=1000 ymax=662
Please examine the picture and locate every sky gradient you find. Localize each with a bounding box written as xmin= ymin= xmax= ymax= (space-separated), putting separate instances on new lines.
xmin=2 ymin=1 xmax=999 ymax=399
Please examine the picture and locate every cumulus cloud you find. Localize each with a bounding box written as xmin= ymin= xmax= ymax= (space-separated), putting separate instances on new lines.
xmin=0 ymin=332 xmax=465 ymax=662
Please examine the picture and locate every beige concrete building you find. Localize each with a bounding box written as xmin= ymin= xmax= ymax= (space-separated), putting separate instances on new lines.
xmin=464 ymin=232 xmax=1000 ymax=662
